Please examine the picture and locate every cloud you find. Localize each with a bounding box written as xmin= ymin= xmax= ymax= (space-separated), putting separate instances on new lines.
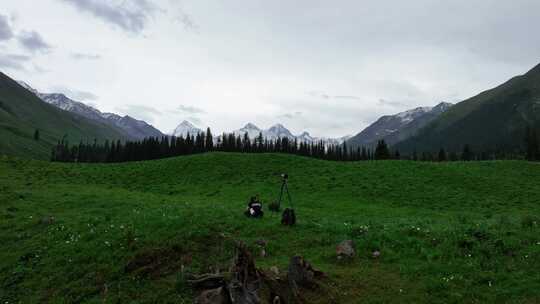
xmin=49 ymin=86 xmax=99 ymax=101
xmin=307 ymin=91 xmax=362 ymax=101
xmin=378 ymin=99 xmax=407 ymax=108
xmin=279 ymin=111 xmax=302 ymax=119
xmin=71 ymin=52 xmax=101 ymax=60
xmin=17 ymin=31 xmax=51 ymax=53
xmin=186 ymin=116 xmax=202 ymax=125
xmin=61 ymin=0 xmax=159 ymax=34
xmin=115 ymin=104 xmax=162 ymax=123
xmin=334 ymin=95 xmax=362 ymax=101
xmin=0 ymin=14 xmax=14 ymax=41
xmin=175 ymin=11 xmax=198 ymax=32
xmin=0 ymin=54 xmax=30 ymax=70
xmin=175 ymin=104 xmax=206 ymax=114
xmin=307 ymin=91 xmax=330 ymax=99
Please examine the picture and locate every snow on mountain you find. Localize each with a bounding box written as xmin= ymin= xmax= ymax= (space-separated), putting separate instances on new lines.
xmin=17 ymin=80 xmax=163 ymax=139
xmin=39 ymin=93 xmax=105 ymax=122
xmin=17 ymin=81 xmax=39 ymax=95
xmin=232 ymin=123 xmax=263 ymax=139
xmin=172 ymin=120 xmax=204 ymax=137
xmin=320 ymin=135 xmax=352 ymax=145
xmin=297 ymin=131 xmax=314 ymax=143
xmin=221 ymin=122 xmax=349 ymax=146
xmin=265 ymin=123 xmax=295 ymax=140
xmin=346 ymin=102 xmax=454 ymax=148
xmin=395 ymin=106 xmax=433 ymax=123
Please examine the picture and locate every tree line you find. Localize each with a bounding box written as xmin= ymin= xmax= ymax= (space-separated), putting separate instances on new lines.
xmin=51 ymin=126 xmax=540 ymax=163
xmin=50 ymin=128 xmax=398 ymax=163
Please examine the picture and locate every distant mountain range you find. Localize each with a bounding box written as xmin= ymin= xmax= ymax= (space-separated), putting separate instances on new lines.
xmin=346 ymin=102 xmax=453 ymax=148
xmin=4 ymin=61 xmax=540 ymax=159
xmin=171 ymin=120 xmax=352 ymax=145
xmin=18 ymin=81 xmax=163 ymax=140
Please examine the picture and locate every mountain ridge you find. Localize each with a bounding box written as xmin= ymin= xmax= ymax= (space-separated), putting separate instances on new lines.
xmin=17 ymin=81 xmax=164 ymax=140
xmin=346 ymin=102 xmax=453 ymax=148
xmin=395 ymin=63 xmax=540 ymax=153
xmin=1 ymin=72 xmax=129 ymax=159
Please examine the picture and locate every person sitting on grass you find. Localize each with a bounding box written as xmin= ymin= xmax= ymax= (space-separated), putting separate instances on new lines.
xmin=245 ymin=195 xmax=264 ymax=218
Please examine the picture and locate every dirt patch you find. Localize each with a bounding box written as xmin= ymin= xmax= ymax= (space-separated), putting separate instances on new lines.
xmin=125 ymin=245 xmax=188 ymax=279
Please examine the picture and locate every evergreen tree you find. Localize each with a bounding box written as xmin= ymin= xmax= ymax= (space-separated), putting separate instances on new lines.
xmin=34 ymin=129 xmax=40 ymax=141
xmin=412 ymin=150 xmax=418 ymax=161
xmin=374 ymin=140 xmax=390 ymax=160
xmin=438 ymin=148 xmax=447 ymax=162
xmin=525 ymin=126 xmax=539 ymax=161
xmin=205 ymin=128 xmax=213 ymax=151
xmin=461 ymin=144 xmax=474 ymax=161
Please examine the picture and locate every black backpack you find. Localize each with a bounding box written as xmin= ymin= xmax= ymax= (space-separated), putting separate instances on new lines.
xmin=281 ymin=208 xmax=296 ymax=226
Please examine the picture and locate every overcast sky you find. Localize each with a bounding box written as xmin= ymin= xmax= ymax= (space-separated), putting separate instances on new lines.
xmin=1 ymin=0 xmax=539 ymax=137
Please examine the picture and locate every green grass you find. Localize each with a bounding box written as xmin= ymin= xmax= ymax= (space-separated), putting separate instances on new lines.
xmin=1 ymin=153 xmax=540 ymax=303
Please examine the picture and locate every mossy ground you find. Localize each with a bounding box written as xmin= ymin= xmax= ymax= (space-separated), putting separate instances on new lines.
xmin=1 ymin=153 xmax=539 ymax=303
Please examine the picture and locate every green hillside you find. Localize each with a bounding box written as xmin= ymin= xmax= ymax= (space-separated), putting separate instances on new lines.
xmin=396 ymin=63 xmax=540 ymax=153
xmin=1 ymin=153 xmax=539 ymax=303
xmin=0 ymin=72 xmax=131 ymax=160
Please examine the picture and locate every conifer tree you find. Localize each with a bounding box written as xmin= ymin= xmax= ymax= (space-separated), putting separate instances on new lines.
xmin=205 ymin=128 xmax=213 ymax=151
xmin=462 ymin=144 xmax=473 ymax=161
xmin=525 ymin=126 xmax=539 ymax=161
xmin=438 ymin=148 xmax=447 ymax=162
xmin=374 ymin=140 xmax=390 ymax=160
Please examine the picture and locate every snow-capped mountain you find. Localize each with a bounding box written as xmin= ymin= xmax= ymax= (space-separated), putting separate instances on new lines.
xmin=232 ymin=123 xmax=263 ymax=139
xmin=223 ymin=122 xmax=350 ymax=145
xmin=17 ymin=81 xmax=39 ymax=95
xmin=265 ymin=123 xmax=296 ymax=140
xmin=346 ymin=102 xmax=453 ymax=148
xmin=320 ymin=135 xmax=352 ymax=146
xmin=172 ymin=120 xmax=204 ymax=137
xmin=297 ymin=131 xmax=314 ymax=143
xmin=17 ymin=81 xmax=163 ymax=140
xmin=39 ymin=93 xmax=106 ymax=122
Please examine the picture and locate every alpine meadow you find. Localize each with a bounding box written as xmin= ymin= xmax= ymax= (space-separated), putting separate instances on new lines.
xmin=1 ymin=1 xmax=540 ymax=304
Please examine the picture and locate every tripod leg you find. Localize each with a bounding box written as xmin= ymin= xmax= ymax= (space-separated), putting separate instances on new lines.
xmin=277 ymin=182 xmax=285 ymax=210
xmin=285 ymin=183 xmax=293 ymax=209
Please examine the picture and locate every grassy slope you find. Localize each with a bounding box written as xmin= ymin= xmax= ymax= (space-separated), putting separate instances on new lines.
xmin=396 ymin=63 xmax=540 ymax=153
xmin=1 ymin=153 xmax=540 ymax=303
xmin=0 ymin=72 xmax=130 ymax=160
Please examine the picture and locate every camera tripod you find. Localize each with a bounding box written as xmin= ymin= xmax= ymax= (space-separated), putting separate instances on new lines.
xmin=276 ymin=175 xmax=293 ymax=211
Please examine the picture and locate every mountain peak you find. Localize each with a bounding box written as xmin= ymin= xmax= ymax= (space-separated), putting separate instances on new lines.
xmin=243 ymin=123 xmax=260 ymax=130
xmin=179 ymin=120 xmax=196 ymax=127
xmin=432 ymin=102 xmax=453 ymax=112
xmin=269 ymin=123 xmax=287 ymax=130
xmin=172 ymin=120 xmax=203 ymax=137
